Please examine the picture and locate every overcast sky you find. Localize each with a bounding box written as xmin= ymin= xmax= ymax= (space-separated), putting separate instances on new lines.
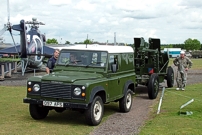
xmin=0 ymin=0 xmax=202 ymax=44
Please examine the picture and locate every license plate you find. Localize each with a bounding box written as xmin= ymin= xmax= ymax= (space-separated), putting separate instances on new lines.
xmin=43 ymin=101 xmax=64 ymax=108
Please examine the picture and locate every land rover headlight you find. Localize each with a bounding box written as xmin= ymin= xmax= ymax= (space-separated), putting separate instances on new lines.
xmin=33 ymin=84 xmax=40 ymax=92
xmin=74 ymin=87 xmax=81 ymax=96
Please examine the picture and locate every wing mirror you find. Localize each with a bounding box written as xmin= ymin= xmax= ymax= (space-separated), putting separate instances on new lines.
xmin=111 ymin=64 xmax=117 ymax=73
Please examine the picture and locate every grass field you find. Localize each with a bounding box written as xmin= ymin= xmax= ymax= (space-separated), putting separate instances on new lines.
xmin=139 ymin=59 xmax=202 ymax=134
xmin=169 ymin=58 xmax=202 ymax=69
xmin=139 ymin=83 xmax=202 ymax=135
xmin=0 ymin=86 xmax=119 ymax=135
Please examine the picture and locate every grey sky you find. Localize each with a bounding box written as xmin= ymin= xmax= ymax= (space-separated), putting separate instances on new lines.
xmin=0 ymin=0 xmax=202 ymax=44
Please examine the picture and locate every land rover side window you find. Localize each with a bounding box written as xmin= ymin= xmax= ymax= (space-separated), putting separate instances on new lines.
xmin=92 ymin=53 xmax=98 ymax=63
xmin=108 ymin=55 xmax=118 ymax=71
xmin=101 ymin=52 xmax=107 ymax=67
xmin=90 ymin=52 xmax=107 ymax=67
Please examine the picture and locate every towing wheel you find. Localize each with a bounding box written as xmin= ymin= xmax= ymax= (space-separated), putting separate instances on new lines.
xmin=148 ymin=73 xmax=159 ymax=99
xmin=167 ymin=66 xmax=174 ymax=88
xmin=29 ymin=104 xmax=49 ymax=120
xmin=85 ymin=96 xmax=104 ymax=126
xmin=119 ymin=89 xmax=133 ymax=112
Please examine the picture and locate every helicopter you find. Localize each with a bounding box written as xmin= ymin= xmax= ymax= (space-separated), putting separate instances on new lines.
xmin=0 ymin=0 xmax=55 ymax=75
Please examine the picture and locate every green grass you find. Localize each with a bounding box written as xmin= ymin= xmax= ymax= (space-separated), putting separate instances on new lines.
xmin=0 ymin=86 xmax=119 ymax=135
xmin=0 ymin=58 xmax=20 ymax=62
xmin=169 ymin=58 xmax=202 ymax=69
xmin=139 ymin=83 xmax=202 ymax=135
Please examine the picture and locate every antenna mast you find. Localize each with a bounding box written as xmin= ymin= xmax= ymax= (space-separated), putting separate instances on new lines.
xmin=86 ymin=34 xmax=88 ymax=48
xmin=114 ymin=32 xmax=116 ymax=46
xmin=7 ymin=0 xmax=10 ymax=22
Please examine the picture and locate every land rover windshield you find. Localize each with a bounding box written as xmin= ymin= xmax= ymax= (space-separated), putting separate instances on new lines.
xmin=57 ymin=50 xmax=107 ymax=67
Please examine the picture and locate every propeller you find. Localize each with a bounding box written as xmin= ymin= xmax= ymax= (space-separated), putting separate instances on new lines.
xmin=0 ymin=0 xmax=20 ymax=57
xmin=0 ymin=25 xmax=7 ymax=36
xmin=0 ymin=0 xmax=11 ymax=36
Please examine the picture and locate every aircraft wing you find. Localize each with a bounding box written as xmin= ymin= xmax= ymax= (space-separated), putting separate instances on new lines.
xmin=0 ymin=45 xmax=20 ymax=54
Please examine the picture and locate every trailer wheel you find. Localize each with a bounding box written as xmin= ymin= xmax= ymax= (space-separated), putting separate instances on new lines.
xmin=167 ymin=66 xmax=174 ymax=88
xmin=148 ymin=73 xmax=159 ymax=99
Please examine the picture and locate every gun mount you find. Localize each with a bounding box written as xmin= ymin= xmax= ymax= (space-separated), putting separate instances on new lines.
xmin=134 ymin=37 xmax=174 ymax=98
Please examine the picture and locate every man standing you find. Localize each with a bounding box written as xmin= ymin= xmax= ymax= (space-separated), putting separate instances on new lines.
xmin=46 ymin=49 xmax=60 ymax=74
xmin=173 ymin=51 xmax=193 ymax=90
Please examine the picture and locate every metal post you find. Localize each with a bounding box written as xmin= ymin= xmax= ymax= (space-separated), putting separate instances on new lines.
xmin=21 ymin=58 xmax=28 ymax=76
xmin=0 ymin=64 xmax=5 ymax=80
xmin=5 ymin=62 xmax=12 ymax=77
xmin=13 ymin=61 xmax=17 ymax=73
xmin=86 ymin=34 xmax=88 ymax=48
xmin=7 ymin=0 xmax=10 ymax=22
xmin=180 ymin=99 xmax=194 ymax=109
xmin=114 ymin=32 xmax=116 ymax=46
xmin=179 ymin=99 xmax=194 ymax=115
xmin=157 ymin=87 xmax=165 ymax=114
xmin=34 ymin=69 xmax=35 ymax=76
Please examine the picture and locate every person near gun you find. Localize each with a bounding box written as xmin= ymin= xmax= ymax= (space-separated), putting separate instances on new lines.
xmin=173 ymin=51 xmax=193 ymax=90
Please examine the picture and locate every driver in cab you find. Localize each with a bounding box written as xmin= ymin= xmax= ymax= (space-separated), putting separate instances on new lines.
xmin=70 ymin=54 xmax=78 ymax=64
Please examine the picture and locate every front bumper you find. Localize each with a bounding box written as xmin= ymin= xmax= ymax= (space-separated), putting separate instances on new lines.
xmin=23 ymin=98 xmax=89 ymax=109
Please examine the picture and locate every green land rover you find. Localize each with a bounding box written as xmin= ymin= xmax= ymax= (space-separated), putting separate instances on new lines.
xmin=23 ymin=45 xmax=136 ymax=126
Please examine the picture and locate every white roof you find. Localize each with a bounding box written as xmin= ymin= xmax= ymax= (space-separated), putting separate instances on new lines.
xmin=164 ymin=48 xmax=181 ymax=51
xmin=57 ymin=44 xmax=134 ymax=53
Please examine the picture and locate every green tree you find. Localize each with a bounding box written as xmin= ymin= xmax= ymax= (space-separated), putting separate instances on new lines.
xmin=184 ymin=38 xmax=201 ymax=50
xmin=84 ymin=39 xmax=92 ymax=44
xmin=65 ymin=41 xmax=70 ymax=44
xmin=46 ymin=38 xmax=58 ymax=44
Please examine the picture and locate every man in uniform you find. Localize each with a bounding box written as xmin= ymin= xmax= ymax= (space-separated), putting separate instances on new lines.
xmin=46 ymin=49 xmax=60 ymax=74
xmin=173 ymin=51 xmax=193 ymax=90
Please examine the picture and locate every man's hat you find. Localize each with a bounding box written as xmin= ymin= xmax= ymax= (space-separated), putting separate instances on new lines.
xmin=180 ymin=51 xmax=185 ymax=54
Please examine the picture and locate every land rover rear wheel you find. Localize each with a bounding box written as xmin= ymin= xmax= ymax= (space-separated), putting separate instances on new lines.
xmin=29 ymin=104 xmax=49 ymax=120
xmin=148 ymin=73 xmax=159 ymax=99
xmin=167 ymin=66 xmax=174 ymax=88
xmin=85 ymin=96 xmax=104 ymax=126
xmin=119 ymin=89 xmax=133 ymax=112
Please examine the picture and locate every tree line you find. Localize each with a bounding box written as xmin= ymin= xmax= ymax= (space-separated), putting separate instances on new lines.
xmin=46 ymin=38 xmax=202 ymax=51
xmin=46 ymin=38 xmax=92 ymax=45
xmin=159 ymin=38 xmax=202 ymax=51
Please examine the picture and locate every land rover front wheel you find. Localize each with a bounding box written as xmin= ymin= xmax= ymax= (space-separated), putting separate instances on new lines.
xmin=148 ymin=73 xmax=159 ymax=99
xmin=119 ymin=89 xmax=133 ymax=112
xmin=85 ymin=96 xmax=104 ymax=126
xmin=29 ymin=104 xmax=49 ymax=120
